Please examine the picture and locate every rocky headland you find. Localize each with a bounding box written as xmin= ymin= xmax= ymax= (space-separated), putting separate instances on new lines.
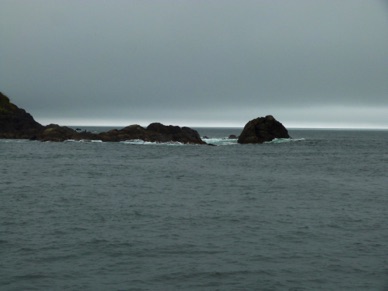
xmin=0 ymin=92 xmax=44 ymax=139
xmin=0 ymin=92 xmax=205 ymax=144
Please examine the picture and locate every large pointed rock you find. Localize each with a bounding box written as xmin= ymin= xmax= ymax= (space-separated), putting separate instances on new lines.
xmin=238 ymin=115 xmax=290 ymax=144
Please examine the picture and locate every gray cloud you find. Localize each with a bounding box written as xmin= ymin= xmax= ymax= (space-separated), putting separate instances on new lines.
xmin=1 ymin=0 xmax=387 ymax=128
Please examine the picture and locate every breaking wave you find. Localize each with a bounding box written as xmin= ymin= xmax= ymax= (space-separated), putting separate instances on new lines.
xmin=61 ymin=137 xmax=306 ymax=145
xmin=121 ymin=139 xmax=184 ymax=146
xmin=202 ymin=137 xmax=238 ymax=146
xmin=64 ymin=139 xmax=103 ymax=143
xmin=202 ymin=137 xmax=306 ymax=145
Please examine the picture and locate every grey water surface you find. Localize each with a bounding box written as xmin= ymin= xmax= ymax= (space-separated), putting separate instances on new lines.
xmin=1 ymin=129 xmax=387 ymax=290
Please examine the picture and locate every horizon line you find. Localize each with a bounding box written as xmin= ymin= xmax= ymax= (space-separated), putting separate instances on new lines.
xmin=60 ymin=124 xmax=388 ymax=131
xmin=35 ymin=118 xmax=388 ymax=131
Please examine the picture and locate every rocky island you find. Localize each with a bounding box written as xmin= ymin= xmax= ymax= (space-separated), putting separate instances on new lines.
xmin=1 ymin=91 xmax=290 ymax=144
xmin=238 ymin=115 xmax=290 ymax=144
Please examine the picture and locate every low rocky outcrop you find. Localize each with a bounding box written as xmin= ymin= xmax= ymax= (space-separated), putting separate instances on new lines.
xmin=238 ymin=115 xmax=290 ymax=144
xmin=38 ymin=124 xmax=96 ymax=142
xmin=0 ymin=92 xmax=205 ymax=144
xmin=146 ymin=123 xmax=205 ymax=144
xmin=98 ymin=122 xmax=205 ymax=144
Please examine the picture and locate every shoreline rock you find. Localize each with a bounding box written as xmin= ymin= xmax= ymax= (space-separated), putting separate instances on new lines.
xmin=0 ymin=92 xmax=205 ymax=144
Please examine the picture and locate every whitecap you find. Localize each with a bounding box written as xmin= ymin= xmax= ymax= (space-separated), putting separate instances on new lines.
xmin=0 ymin=139 xmax=29 ymax=143
xmin=121 ymin=139 xmax=183 ymax=146
xmin=202 ymin=137 xmax=238 ymax=146
xmin=265 ymin=138 xmax=306 ymax=144
xmin=64 ymin=139 xmax=103 ymax=143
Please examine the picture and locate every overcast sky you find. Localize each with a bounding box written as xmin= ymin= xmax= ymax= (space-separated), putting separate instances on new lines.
xmin=1 ymin=0 xmax=387 ymax=128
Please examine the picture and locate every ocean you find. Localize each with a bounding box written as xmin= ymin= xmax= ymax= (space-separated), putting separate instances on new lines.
xmin=1 ymin=128 xmax=387 ymax=290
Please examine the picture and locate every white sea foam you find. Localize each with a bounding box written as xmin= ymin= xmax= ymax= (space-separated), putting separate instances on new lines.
xmin=201 ymin=137 xmax=306 ymax=145
xmin=121 ymin=139 xmax=183 ymax=146
xmin=202 ymin=137 xmax=238 ymax=146
xmin=0 ymin=139 xmax=29 ymax=143
xmin=62 ymin=137 xmax=305 ymax=145
xmin=64 ymin=139 xmax=103 ymax=143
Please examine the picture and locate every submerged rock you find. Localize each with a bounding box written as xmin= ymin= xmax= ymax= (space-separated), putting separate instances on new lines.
xmin=238 ymin=115 xmax=290 ymax=144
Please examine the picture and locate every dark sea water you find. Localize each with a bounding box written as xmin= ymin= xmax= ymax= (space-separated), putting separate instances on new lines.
xmin=1 ymin=128 xmax=387 ymax=290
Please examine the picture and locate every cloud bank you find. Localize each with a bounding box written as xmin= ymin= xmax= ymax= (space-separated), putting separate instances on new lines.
xmin=1 ymin=0 xmax=387 ymax=128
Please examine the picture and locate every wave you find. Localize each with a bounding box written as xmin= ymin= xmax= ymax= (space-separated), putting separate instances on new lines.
xmin=121 ymin=139 xmax=184 ymax=146
xmin=52 ymin=137 xmax=306 ymax=145
xmin=64 ymin=139 xmax=185 ymax=145
xmin=202 ymin=137 xmax=306 ymax=145
xmin=64 ymin=139 xmax=103 ymax=143
xmin=0 ymin=139 xmax=31 ymax=143
xmin=265 ymin=138 xmax=306 ymax=144
xmin=202 ymin=137 xmax=238 ymax=146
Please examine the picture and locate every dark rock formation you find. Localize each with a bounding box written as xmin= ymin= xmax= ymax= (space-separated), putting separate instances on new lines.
xmin=228 ymin=134 xmax=238 ymax=139
xmin=38 ymin=124 xmax=96 ymax=142
xmin=39 ymin=124 xmax=76 ymax=142
xmin=98 ymin=122 xmax=205 ymax=144
xmin=146 ymin=123 xmax=205 ymax=144
xmin=98 ymin=124 xmax=145 ymax=142
xmin=0 ymin=92 xmax=205 ymax=144
xmin=238 ymin=115 xmax=290 ymax=144
xmin=0 ymin=92 xmax=44 ymax=139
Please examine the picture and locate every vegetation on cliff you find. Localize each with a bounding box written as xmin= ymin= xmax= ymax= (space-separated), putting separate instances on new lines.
xmin=0 ymin=92 xmax=18 ymax=114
